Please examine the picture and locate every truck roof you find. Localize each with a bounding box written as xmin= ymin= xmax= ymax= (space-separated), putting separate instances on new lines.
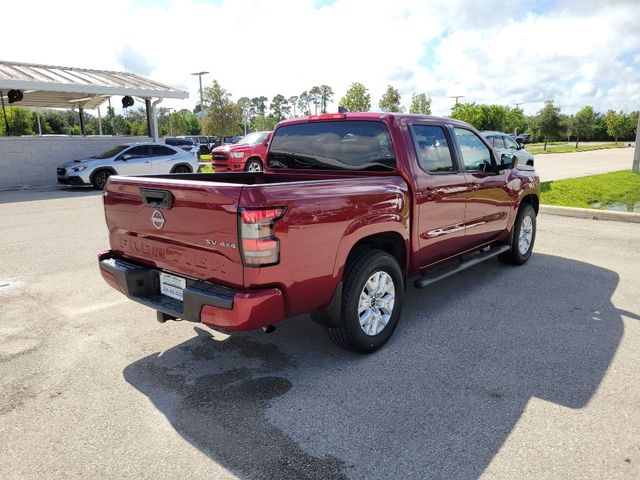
xmin=277 ymin=112 xmax=473 ymax=129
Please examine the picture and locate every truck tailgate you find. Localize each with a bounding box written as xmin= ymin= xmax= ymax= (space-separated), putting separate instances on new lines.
xmin=103 ymin=176 xmax=244 ymax=287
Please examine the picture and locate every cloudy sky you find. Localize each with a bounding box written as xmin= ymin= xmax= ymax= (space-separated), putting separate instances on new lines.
xmin=4 ymin=0 xmax=640 ymax=115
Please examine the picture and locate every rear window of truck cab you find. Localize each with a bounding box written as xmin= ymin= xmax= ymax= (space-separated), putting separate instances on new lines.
xmin=267 ymin=120 xmax=395 ymax=171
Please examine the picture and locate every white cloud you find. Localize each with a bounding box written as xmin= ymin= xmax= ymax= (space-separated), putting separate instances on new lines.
xmin=3 ymin=0 xmax=640 ymax=116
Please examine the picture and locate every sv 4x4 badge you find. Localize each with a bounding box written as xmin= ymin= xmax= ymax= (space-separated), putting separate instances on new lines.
xmin=204 ymin=239 xmax=237 ymax=248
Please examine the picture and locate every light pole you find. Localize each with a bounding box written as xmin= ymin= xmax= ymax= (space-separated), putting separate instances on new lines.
xmin=450 ymin=95 xmax=465 ymax=105
xmin=191 ymin=71 xmax=209 ymax=113
xmin=192 ymin=71 xmax=209 ymax=136
xmin=633 ymin=112 xmax=640 ymax=173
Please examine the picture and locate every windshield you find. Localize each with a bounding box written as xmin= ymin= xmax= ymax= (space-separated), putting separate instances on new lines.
xmin=238 ymin=132 xmax=268 ymax=145
xmin=267 ymin=121 xmax=395 ymax=171
xmin=92 ymin=145 xmax=129 ymax=159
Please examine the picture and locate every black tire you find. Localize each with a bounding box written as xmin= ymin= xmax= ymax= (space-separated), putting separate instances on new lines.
xmin=171 ymin=164 xmax=192 ymax=174
xmin=499 ymin=203 xmax=536 ymax=265
xmin=92 ymin=169 xmax=112 ymax=190
xmin=244 ymin=158 xmax=263 ymax=172
xmin=327 ymin=250 xmax=404 ymax=354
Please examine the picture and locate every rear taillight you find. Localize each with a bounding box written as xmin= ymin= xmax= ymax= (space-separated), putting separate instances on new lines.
xmin=240 ymin=207 xmax=285 ymax=267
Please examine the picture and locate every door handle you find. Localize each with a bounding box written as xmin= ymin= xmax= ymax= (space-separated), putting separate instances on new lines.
xmin=469 ymin=183 xmax=480 ymax=192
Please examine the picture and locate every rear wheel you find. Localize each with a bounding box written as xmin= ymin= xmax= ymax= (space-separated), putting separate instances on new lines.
xmin=500 ymin=203 xmax=536 ymax=265
xmin=172 ymin=165 xmax=191 ymax=174
xmin=244 ymin=159 xmax=263 ymax=172
xmin=327 ymin=250 xmax=404 ymax=354
xmin=92 ymin=169 xmax=112 ymax=190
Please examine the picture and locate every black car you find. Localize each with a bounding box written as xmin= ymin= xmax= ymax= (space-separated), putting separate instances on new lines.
xmin=164 ymin=136 xmax=198 ymax=153
xmin=515 ymin=133 xmax=532 ymax=145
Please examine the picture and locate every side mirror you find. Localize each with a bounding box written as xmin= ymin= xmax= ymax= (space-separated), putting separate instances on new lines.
xmin=499 ymin=153 xmax=518 ymax=169
xmin=121 ymin=154 xmax=133 ymax=161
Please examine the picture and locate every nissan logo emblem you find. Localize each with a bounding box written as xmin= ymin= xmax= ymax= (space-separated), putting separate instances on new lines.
xmin=151 ymin=210 xmax=165 ymax=229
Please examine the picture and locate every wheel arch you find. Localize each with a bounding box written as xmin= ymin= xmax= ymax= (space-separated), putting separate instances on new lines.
xmin=90 ymin=166 xmax=117 ymax=182
xmin=313 ymin=231 xmax=408 ymax=329
xmin=171 ymin=163 xmax=193 ymax=173
xmin=519 ymin=193 xmax=539 ymax=215
xmin=245 ymin=156 xmax=263 ymax=165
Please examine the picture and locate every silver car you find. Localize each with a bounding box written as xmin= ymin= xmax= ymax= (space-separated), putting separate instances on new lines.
xmin=482 ymin=131 xmax=534 ymax=167
xmin=56 ymin=142 xmax=199 ymax=190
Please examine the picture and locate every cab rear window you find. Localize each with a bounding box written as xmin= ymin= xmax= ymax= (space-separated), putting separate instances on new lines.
xmin=267 ymin=120 xmax=395 ymax=171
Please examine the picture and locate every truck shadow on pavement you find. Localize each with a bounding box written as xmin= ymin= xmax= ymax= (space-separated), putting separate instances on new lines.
xmin=123 ymin=253 xmax=636 ymax=480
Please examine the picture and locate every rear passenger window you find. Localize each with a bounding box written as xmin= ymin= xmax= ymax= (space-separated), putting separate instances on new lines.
xmin=491 ymin=136 xmax=505 ymax=149
xmin=454 ymin=128 xmax=493 ymax=172
xmin=504 ymin=135 xmax=519 ymax=149
xmin=151 ymin=146 xmax=176 ymax=156
xmin=409 ymin=125 xmax=455 ymax=173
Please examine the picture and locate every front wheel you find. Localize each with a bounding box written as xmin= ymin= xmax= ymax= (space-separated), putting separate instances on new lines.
xmin=244 ymin=159 xmax=263 ymax=172
xmin=92 ymin=169 xmax=112 ymax=190
xmin=327 ymin=250 xmax=404 ymax=354
xmin=500 ymin=203 xmax=536 ymax=265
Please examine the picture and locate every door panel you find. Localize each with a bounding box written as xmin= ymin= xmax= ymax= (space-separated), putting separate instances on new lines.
xmin=150 ymin=145 xmax=177 ymax=174
xmin=409 ymin=124 xmax=469 ymax=266
xmin=453 ymin=128 xmax=512 ymax=246
xmin=115 ymin=146 xmax=152 ymax=176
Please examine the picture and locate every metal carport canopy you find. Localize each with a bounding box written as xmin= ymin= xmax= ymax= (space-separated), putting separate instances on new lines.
xmin=0 ymin=60 xmax=188 ymax=109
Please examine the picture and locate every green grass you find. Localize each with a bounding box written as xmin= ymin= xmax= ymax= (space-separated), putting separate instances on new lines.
xmin=540 ymin=170 xmax=640 ymax=209
xmin=528 ymin=143 xmax=628 ymax=155
xmin=529 ymin=141 xmax=565 ymax=147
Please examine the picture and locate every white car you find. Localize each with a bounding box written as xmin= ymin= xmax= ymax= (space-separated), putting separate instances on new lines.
xmin=57 ymin=143 xmax=199 ymax=189
xmin=482 ymin=131 xmax=535 ymax=167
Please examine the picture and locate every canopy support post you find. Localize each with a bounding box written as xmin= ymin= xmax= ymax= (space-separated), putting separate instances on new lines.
xmin=36 ymin=109 xmax=42 ymax=135
xmin=145 ymin=98 xmax=152 ymax=138
xmin=78 ymin=106 xmax=85 ymax=136
xmin=151 ymin=98 xmax=162 ymax=142
xmin=0 ymin=90 xmax=9 ymax=136
xmin=97 ymin=106 xmax=103 ymax=135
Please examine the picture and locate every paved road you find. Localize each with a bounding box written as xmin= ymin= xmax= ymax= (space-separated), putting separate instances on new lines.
xmin=532 ymin=146 xmax=635 ymax=181
xmin=1 ymin=188 xmax=639 ymax=479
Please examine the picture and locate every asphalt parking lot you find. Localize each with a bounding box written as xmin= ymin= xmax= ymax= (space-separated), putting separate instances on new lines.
xmin=1 ymin=188 xmax=639 ymax=479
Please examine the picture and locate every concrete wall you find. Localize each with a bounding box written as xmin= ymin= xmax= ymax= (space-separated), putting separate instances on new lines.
xmin=0 ymin=136 xmax=150 ymax=190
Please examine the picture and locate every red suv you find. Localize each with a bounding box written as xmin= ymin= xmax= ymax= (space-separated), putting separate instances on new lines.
xmin=211 ymin=131 xmax=271 ymax=172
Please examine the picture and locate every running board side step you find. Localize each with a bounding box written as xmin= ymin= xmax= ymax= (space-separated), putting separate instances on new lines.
xmin=413 ymin=244 xmax=510 ymax=289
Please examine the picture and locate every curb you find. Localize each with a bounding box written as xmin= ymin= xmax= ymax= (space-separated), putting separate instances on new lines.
xmin=540 ymin=205 xmax=640 ymax=223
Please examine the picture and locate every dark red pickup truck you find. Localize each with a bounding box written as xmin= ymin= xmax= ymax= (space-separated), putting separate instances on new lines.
xmin=99 ymin=113 xmax=539 ymax=353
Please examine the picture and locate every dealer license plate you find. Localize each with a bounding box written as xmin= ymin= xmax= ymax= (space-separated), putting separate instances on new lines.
xmin=160 ymin=272 xmax=186 ymax=301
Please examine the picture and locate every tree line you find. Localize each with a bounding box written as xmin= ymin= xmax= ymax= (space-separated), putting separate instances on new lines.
xmin=450 ymin=100 xmax=639 ymax=150
xmin=0 ymin=105 xmax=202 ymax=137
xmin=1 ymin=80 xmax=637 ymax=149
xmin=202 ymin=81 xmax=432 ymax=138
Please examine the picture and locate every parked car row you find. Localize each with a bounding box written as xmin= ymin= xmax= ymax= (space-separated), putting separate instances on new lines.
xmin=55 ymin=127 xmax=533 ymax=191
xmin=165 ymin=135 xmax=244 ymax=156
